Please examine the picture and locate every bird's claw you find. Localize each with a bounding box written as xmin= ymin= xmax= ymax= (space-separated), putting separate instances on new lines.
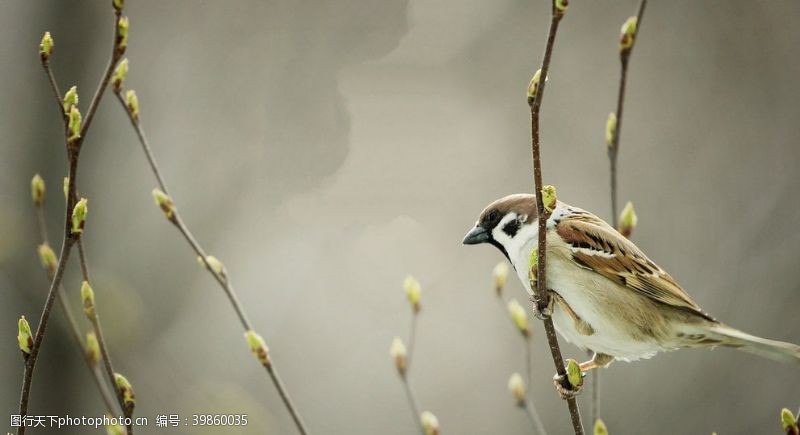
xmin=530 ymin=293 xmax=554 ymax=320
xmin=552 ymin=373 xmax=583 ymax=400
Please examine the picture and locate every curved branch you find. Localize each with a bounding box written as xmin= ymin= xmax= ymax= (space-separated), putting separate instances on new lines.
xmin=112 ymin=89 xmax=308 ymax=435
xmin=527 ymin=3 xmax=585 ymax=435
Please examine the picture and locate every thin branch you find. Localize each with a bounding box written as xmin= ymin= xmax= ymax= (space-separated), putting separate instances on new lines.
xmin=523 ymin=399 xmax=548 ymax=435
xmin=406 ymin=310 xmax=419 ymax=367
xmin=34 ymin=202 xmax=119 ymax=416
xmin=79 ymin=10 xmax=123 ymax=141
xmin=401 ymin=379 xmax=423 ymax=433
xmin=78 ymin=240 xmax=134 ymax=435
xmin=523 ymin=336 xmax=547 ymax=435
xmin=18 ymin=154 xmax=78 ymax=435
xmin=18 ymin=8 xmax=124 ymax=433
xmin=608 ymin=0 xmax=648 ymax=228
xmin=112 ymin=89 xmax=308 ymax=435
xmin=597 ymin=0 xmax=646 ymax=423
xmin=44 ymin=66 xmax=66 ymax=121
xmin=401 ymin=312 xmax=424 ymax=433
xmin=495 ymin=291 xmax=547 ymax=434
xmin=527 ymin=3 xmax=584 ymax=435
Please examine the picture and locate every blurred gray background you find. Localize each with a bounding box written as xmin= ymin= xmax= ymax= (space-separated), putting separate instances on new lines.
xmin=1 ymin=0 xmax=799 ymax=433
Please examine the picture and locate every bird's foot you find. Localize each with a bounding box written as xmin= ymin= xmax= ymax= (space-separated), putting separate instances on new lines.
xmin=552 ymin=372 xmax=583 ymax=400
xmin=530 ymin=291 xmax=554 ymax=320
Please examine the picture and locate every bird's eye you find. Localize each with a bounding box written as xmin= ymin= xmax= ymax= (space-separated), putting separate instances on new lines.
xmin=485 ymin=210 xmax=501 ymax=226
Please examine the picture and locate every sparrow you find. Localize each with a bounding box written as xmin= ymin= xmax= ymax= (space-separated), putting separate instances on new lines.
xmin=463 ymin=194 xmax=800 ymax=388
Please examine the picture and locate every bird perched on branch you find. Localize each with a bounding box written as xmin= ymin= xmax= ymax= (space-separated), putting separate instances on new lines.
xmin=463 ymin=194 xmax=800 ymax=395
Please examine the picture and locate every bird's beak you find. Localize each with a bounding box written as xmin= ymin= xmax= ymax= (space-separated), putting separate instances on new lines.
xmin=462 ymin=225 xmax=490 ymax=245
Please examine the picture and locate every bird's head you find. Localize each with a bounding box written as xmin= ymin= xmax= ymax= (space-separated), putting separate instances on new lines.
xmin=462 ymin=194 xmax=539 ymax=261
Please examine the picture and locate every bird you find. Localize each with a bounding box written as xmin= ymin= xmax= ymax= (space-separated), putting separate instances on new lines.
xmin=463 ymin=193 xmax=800 ymax=393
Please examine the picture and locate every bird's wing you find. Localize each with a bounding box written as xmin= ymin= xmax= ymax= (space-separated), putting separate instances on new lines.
xmin=554 ymin=211 xmax=715 ymax=321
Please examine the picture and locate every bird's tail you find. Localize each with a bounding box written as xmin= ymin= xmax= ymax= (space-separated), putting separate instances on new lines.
xmin=703 ymin=324 xmax=800 ymax=366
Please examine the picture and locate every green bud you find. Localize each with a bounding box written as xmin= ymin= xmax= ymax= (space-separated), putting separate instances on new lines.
xmin=106 ymin=424 xmax=125 ymax=435
xmin=68 ymin=106 xmax=82 ymax=142
xmin=618 ymin=201 xmax=637 ymax=238
xmin=112 ymin=59 xmax=128 ymax=93
xmin=81 ymin=280 xmax=96 ymax=320
xmin=594 ymin=418 xmax=609 ymax=435
xmin=86 ymin=332 xmax=100 ymax=364
xmin=492 ymin=262 xmax=509 ymax=296
xmin=151 ymin=188 xmax=175 ymax=219
xmin=117 ymin=16 xmax=129 ymax=53
xmin=31 ymin=174 xmax=46 ymax=207
xmin=554 ymin=0 xmax=568 ymax=15
xmin=63 ymin=86 xmax=79 ymax=113
xmin=389 ymin=337 xmax=407 ymax=375
xmin=18 ymin=316 xmax=33 ymax=355
xmin=527 ymin=69 xmax=543 ymax=104
xmin=112 ymin=0 xmax=124 ymax=12
xmin=420 ymin=411 xmax=440 ymax=435
xmin=125 ymin=89 xmax=139 ymax=121
xmin=71 ymin=198 xmax=88 ymax=234
xmin=63 ymin=177 xmax=69 ymax=200
xmin=507 ymin=372 xmax=526 ymax=404
xmin=114 ymin=373 xmax=136 ymax=412
xmin=782 ymin=408 xmax=798 ymax=432
xmin=619 ymin=16 xmax=638 ymax=52
xmin=245 ymin=330 xmax=271 ymax=367
xmin=37 ymin=243 xmax=57 ymax=273
xmin=404 ymin=275 xmax=421 ymax=313
xmin=197 ymin=255 xmax=226 ymax=277
xmin=605 ymin=112 xmax=617 ymax=148
xmin=39 ymin=32 xmax=54 ymax=61
xmin=507 ymin=299 xmax=530 ymax=336
xmin=541 ymin=184 xmax=557 ymax=213
xmin=528 ymin=249 xmax=539 ymax=286
xmin=565 ymin=358 xmax=583 ymax=388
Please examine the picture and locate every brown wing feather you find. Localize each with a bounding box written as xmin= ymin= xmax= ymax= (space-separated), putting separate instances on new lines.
xmin=555 ymin=211 xmax=715 ymax=321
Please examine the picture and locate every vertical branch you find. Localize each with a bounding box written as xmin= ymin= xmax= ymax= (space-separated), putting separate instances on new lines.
xmin=596 ymin=0 xmax=647 ymax=423
xmin=403 ymin=312 xmax=423 ymax=432
xmin=112 ymin=87 xmax=308 ymax=435
xmin=18 ymin=6 xmax=125 ymax=433
xmin=527 ymin=2 xmax=584 ymax=434
xmin=393 ymin=277 xmax=424 ymax=433
xmin=31 ymin=179 xmax=119 ymax=416
xmin=608 ymin=0 xmax=648 ymax=228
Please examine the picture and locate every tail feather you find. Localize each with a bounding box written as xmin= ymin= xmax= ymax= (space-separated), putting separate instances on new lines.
xmin=706 ymin=324 xmax=800 ymax=366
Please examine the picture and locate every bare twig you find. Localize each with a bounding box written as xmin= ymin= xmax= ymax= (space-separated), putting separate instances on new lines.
xmin=112 ymin=89 xmax=308 ymax=435
xmin=527 ymin=2 xmax=584 ymax=434
xmin=18 ymin=8 xmax=125 ymax=433
xmin=596 ymin=0 xmax=647 ymax=423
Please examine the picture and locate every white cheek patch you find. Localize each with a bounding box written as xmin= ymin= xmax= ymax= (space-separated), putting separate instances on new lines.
xmin=493 ymin=212 xmax=538 ymax=262
xmin=491 ymin=213 xmax=518 ymax=246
